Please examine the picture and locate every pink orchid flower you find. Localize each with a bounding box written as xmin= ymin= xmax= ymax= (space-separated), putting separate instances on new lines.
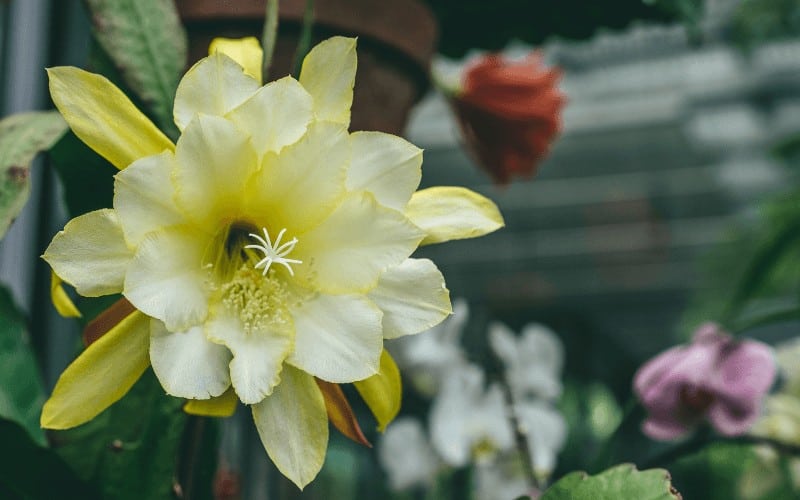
xmin=634 ymin=322 xmax=776 ymax=440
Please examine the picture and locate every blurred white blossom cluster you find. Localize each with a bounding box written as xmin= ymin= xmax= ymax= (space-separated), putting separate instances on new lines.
xmin=378 ymin=300 xmax=567 ymax=498
xmin=740 ymin=336 xmax=800 ymax=499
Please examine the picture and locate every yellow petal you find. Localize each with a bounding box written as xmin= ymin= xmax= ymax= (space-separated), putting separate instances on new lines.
xmin=43 ymin=209 xmax=134 ymax=297
xmin=405 ymin=187 xmax=504 ymax=245
xmin=346 ymin=131 xmax=422 ymax=211
xmin=252 ymin=366 xmax=328 ymax=490
xmin=50 ymin=271 xmax=81 ymax=318
xmin=173 ymin=53 xmax=260 ymax=131
xmin=368 ymin=258 xmax=451 ymax=339
xmin=184 ymin=388 xmax=238 ymax=418
xmin=47 ymin=67 xmax=174 ymax=170
xmin=209 ymin=37 xmax=263 ymax=84
xmin=299 ymin=36 xmax=357 ymax=125
xmin=41 ymin=310 xmax=150 ymax=429
xmin=354 ymin=349 xmax=401 ymax=432
xmin=295 ymin=192 xmax=424 ymax=294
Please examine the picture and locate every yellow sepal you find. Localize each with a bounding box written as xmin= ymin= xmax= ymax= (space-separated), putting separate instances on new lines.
xmin=47 ymin=66 xmax=174 ymax=170
xmin=183 ymin=388 xmax=238 ymax=418
xmin=41 ymin=310 xmax=150 ymax=429
xmin=354 ymin=349 xmax=401 ymax=432
xmin=209 ymin=37 xmax=264 ymax=84
xmin=50 ymin=271 xmax=81 ymax=318
xmin=405 ymin=186 xmax=504 ymax=245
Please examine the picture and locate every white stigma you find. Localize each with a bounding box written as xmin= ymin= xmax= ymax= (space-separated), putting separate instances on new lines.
xmin=245 ymin=227 xmax=303 ymax=276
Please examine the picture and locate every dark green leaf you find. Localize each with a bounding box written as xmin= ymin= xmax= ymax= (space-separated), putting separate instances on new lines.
xmin=50 ymin=131 xmax=117 ymax=217
xmin=541 ymin=463 xmax=681 ymax=500
xmin=51 ymin=369 xmax=189 ymax=500
xmin=85 ymin=0 xmax=186 ymax=138
xmin=0 ymin=417 xmax=100 ymax=499
xmin=0 ymin=111 xmax=68 ymax=239
xmin=0 ymin=286 xmax=46 ymax=445
xmin=721 ymin=218 xmax=800 ymax=324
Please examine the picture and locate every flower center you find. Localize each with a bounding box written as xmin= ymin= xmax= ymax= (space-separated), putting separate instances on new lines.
xmin=680 ymin=385 xmax=715 ymax=413
xmin=221 ymin=264 xmax=292 ymax=335
xmin=244 ymin=227 xmax=303 ymax=276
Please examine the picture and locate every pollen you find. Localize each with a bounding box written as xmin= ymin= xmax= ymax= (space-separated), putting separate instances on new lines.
xmin=245 ymin=227 xmax=303 ymax=276
xmin=221 ymin=265 xmax=291 ymax=334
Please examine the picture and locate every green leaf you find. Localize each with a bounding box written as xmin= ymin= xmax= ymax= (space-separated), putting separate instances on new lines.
xmin=0 ymin=286 xmax=46 ymax=445
xmin=50 ymin=131 xmax=117 ymax=217
xmin=0 ymin=111 xmax=68 ymax=239
xmin=84 ymin=0 xmax=186 ymax=138
xmin=0 ymin=417 xmax=100 ymax=499
xmin=541 ymin=463 xmax=681 ymax=500
xmin=50 ymin=369 xmax=191 ymax=500
xmin=721 ymin=218 xmax=800 ymax=324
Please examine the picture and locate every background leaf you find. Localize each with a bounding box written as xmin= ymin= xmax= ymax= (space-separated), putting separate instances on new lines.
xmin=84 ymin=0 xmax=187 ymax=138
xmin=0 ymin=286 xmax=47 ymax=445
xmin=0 ymin=111 xmax=68 ymax=239
xmin=0 ymin=417 xmax=100 ymax=499
xmin=49 ymin=369 xmax=205 ymax=500
xmin=541 ymin=463 xmax=681 ymax=499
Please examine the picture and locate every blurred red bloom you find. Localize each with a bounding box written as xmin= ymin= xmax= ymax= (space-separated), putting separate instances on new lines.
xmin=451 ymin=52 xmax=565 ymax=184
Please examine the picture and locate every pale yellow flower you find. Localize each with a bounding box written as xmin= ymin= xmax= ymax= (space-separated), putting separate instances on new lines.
xmin=42 ymin=36 xmax=503 ymax=488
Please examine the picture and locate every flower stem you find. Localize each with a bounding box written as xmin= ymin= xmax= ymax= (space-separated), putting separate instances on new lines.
xmin=498 ymin=377 xmax=541 ymax=491
xmin=261 ymin=0 xmax=280 ymax=82
xmin=291 ymin=0 xmax=315 ymax=78
xmin=589 ymin=397 xmax=638 ymax=472
xmin=640 ymin=427 xmax=712 ymax=469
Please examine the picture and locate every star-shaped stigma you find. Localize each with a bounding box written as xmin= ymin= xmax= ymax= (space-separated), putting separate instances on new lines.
xmin=245 ymin=227 xmax=303 ymax=276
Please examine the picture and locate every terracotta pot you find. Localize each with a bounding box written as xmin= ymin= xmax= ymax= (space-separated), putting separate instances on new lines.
xmin=174 ymin=0 xmax=438 ymax=136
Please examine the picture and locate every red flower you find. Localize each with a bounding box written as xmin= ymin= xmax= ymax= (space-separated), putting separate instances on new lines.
xmin=451 ymin=53 xmax=565 ymax=184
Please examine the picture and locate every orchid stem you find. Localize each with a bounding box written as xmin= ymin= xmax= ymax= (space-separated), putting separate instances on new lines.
xmin=590 ymin=397 xmax=638 ymax=472
xmin=261 ymin=0 xmax=279 ymax=82
xmin=291 ymin=0 xmax=315 ymax=78
xmin=498 ymin=376 xmax=542 ymax=491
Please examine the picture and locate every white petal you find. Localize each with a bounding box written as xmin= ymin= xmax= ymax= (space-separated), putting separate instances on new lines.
xmin=206 ymin=310 xmax=293 ymax=405
xmin=378 ymin=418 xmax=440 ymax=491
xmin=295 ymin=192 xmax=424 ymax=293
xmin=174 ymin=115 xmax=258 ymax=225
xmin=252 ymin=366 xmax=328 ymax=490
xmin=369 ymin=258 xmax=451 ymax=339
xmin=43 ymin=209 xmax=132 ymax=296
xmin=516 ymin=401 xmax=567 ymax=474
xmin=150 ymin=319 xmax=232 ymax=399
xmin=488 ymin=322 xmax=518 ymax=365
xmin=288 ymin=292 xmax=383 ymax=383
xmin=173 ymin=52 xmax=260 ymax=130
xmin=248 ymin=121 xmax=349 ymax=233
xmin=299 ymin=37 xmax=356 ymax=124
xmin=227 ymin=76 xmax=313 ymax=156
xmin=124 ymin=227 xmax=211 ymax=332
xmin=113 ymin=151 xmax=185 ymax=245
xmin=346 ymin=131 xmax=422 ymax=210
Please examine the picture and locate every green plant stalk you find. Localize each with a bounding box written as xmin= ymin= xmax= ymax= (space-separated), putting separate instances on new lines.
xmin=261 ymin=0 xmax=279 ymax=82
xmin=589 ymin=398 xmax=638 ymax=472
xmin=291 ymin=0 xmax=315 ymax=78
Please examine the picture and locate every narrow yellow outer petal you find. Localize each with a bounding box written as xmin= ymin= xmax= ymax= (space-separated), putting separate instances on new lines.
xmin=209 ymin=37 xmax=264 ymax=84
xmin=50 ymin=271 xmax=81 ymax=318
xmin=354 ymin=349 xmax=401 ymax=432
xmin=184 ymin=388 xmax=238 ymax=418
xmin=405 ymin=186 xmax=504 ymax=245
xmin=47 ymin=67 xmax=174 ymax=170
xmin=299 ymin=36 xmax=357 ymax=124
xmin=41 ymin=310 xmax=150 ymax=429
